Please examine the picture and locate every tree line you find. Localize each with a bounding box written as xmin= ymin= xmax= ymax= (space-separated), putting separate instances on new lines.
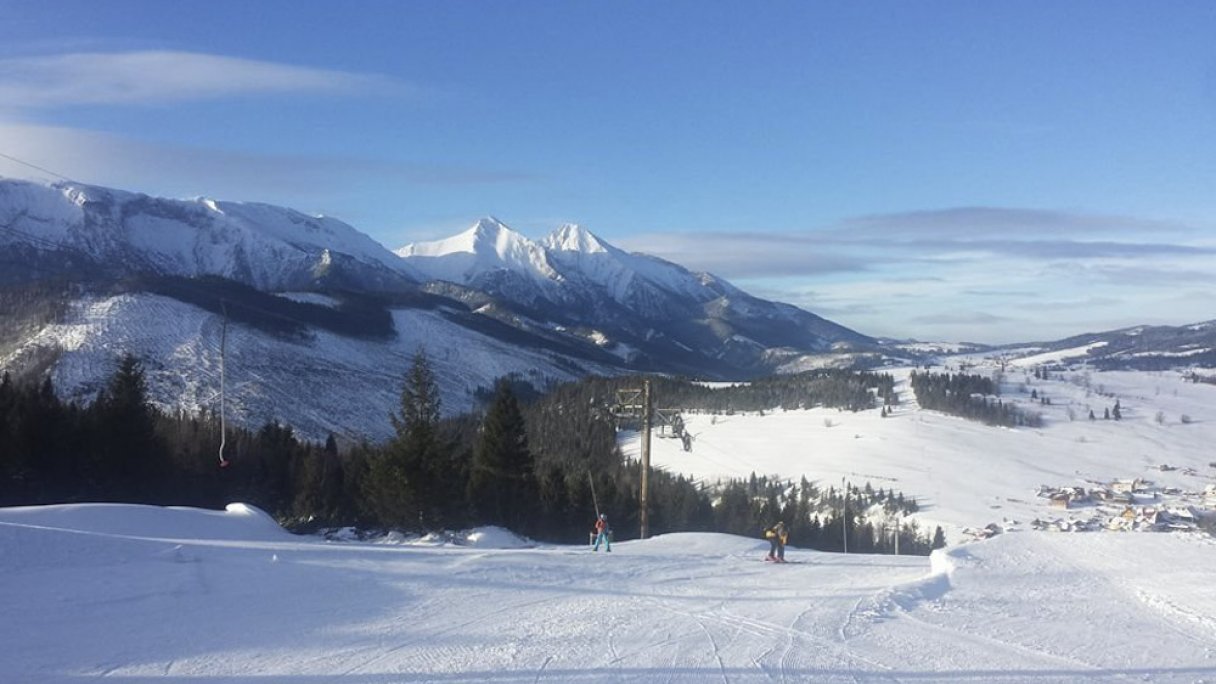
xmin=0 ymin=352 xmax=939 ymax=554
xmin=910 ymin=371 xmax=1042 ymax=428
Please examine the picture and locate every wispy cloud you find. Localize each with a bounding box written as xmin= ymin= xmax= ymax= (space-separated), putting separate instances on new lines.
xmin=908 ymin=311 xmax=1017 ymax=325
xmin=0 ymin=122 xmax=532 ymax=208
xmin=838 ymin=207 xmax=1197 ymax=241
xmin=1041 ymin=263 xmax=1216 ymax=287
xmin=616 ymin=231 xmax=871 ymax=279
xmin=617 ymin=207 xmax=1211 ymax=283
xmin=647 ymin=206 xmax=1216 ymax=343
xmin=0 ymin=51 xmax=403 ymax=108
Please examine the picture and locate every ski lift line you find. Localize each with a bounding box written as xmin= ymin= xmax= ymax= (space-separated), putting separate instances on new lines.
xmin=674 ymin=427 xmax=773 ymax=478
xmin=217 ymin=301 xmax=229 ymax=468
xmin=0 ymin=224 xmax=76 ymax=254
xmin=626 ymin=424 xmax=741 ymax=478
xmin=587 ymin=470 xmax=600 ymax=518
xmin=0 ymin=151 xmax=77 ymax=183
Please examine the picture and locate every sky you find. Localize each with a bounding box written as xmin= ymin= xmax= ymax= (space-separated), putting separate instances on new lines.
xmin=0 ymin=1 xmax=1214 ymax=344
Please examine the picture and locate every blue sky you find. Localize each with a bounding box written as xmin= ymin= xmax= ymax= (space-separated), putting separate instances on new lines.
xmin=1 ymin=1 xmax=1213 ymax=343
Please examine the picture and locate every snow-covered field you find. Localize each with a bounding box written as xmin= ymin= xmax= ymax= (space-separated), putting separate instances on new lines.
xmin=629 ymin=363 xmax=1216 ymax=542
xmin=3 ymin=361 xmax=1216 ymax=681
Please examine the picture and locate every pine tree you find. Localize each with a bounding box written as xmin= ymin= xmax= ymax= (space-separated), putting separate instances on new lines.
xmin=94 ymin=353 xmax=162 ymax=502
xmin=365 ymin=348 xmax=447 ymax=530
xmin=391 ymin=347 xmax=454 ymax=527
xmin=931 ymin=526 xmax=947 ymax=550
xmin=468 ymin=379 xmax=538 ymax=534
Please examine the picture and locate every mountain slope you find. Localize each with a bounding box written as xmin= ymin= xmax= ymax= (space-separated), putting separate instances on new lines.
xmin=399 ymin=217 xmax=877 ymax=376
xmin=0 ymin=178 xmax=418 ymax=292
xmin=3 ymin=291 xmax=618 ymax=441
xmin=1004 ymin=321 xmax=1216 ymax=370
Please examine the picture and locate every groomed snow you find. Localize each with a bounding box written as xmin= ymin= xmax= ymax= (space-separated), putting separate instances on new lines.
xmin=2 ymin=503 xmax=1214 ymax=682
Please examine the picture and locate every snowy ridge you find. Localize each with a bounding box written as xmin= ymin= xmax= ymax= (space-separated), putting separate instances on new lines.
xmin=0 ymin=177 xmax=417 ymax=291
xmin=398 ymin=217 xmax=874 ymax=370
xmin=395 ymin=217 xmax=563 ymax=286
xmin=400 ymin=217 xmax=743 ymax=314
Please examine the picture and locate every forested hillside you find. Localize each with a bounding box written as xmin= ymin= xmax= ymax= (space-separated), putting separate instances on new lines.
xmin=0 ymin=354 xmax=938 ymax=554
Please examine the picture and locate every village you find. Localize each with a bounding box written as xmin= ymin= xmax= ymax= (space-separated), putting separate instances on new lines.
xmin=1028 ymin=471 xmax=1216 ymax=534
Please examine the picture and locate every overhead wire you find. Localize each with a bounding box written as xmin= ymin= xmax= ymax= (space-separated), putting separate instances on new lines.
xmin=0 ymin=151 xmax=77 ymax=183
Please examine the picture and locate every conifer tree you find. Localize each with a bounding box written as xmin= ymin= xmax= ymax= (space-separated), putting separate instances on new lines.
xmin=392 ymin=347 xmax=454 ymax=527
xmin=469 ymin=379 xmax=538 ymax=533
xmin=366 ymin=348 xmax=447 ymax=529
xmin=94 ymin=353 xmax=162 ymax=501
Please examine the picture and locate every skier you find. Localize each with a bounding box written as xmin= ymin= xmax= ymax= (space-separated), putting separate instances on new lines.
xmin=593 ymin=513 xmax=611 ymax=552
xmin=764 ymin=521 xmax=787 ymax=562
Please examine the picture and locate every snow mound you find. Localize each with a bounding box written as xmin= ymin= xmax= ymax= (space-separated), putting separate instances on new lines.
xmin=359 ymin=523 xmax=532 ymax=545
xmin=0 ymin=503 xmax=290 ymax=542
xmin=461 ymin=525 xmax=534 ymax=549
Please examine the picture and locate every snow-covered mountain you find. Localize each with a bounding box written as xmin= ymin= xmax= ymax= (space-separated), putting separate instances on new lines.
xmin=395 ymin=217 xmax=566 ymax=307
xmin=997 ymin=321 xmax=1216 ymax=370
xmin=0 ymin=177 xmax=883 ymax=437
xmin=0 ymin=178 xmax=418 ymax=292
xmin=399 ymin=217 xmax=875 ymax=376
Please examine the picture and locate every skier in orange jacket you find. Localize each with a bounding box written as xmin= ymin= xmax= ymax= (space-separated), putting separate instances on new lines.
xmin=593 ymin=513 xmax=611 ymax=552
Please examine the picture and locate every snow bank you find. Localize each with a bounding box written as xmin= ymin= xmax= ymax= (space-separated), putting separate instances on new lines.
xmin=462 ymin=525 xmax=534 ymax=548
xmin=0 ymin=502 xmax=290 ymax=542
xmin=334 ymin=525 xmax=536 ymax=548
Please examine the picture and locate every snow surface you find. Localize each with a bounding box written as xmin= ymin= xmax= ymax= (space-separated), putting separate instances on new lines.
xmin=2 ymin=501 xmax=1214 ymax=682
xmin=3 ymin=365 xmax=1216 ymax=680
xmin=630 ymin=364 xmax=1216 ymax=544
xmin=396 ymin=217 xmax=563 ymax=288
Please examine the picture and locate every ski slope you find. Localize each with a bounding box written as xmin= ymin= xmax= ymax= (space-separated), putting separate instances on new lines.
xmin=2 ymin=503 xmax=1215 ymax=682
xmin=3 ymin=363 xmax=1215 ymax=681
xmin=629 ymin=364 xmax=1216 ymax=542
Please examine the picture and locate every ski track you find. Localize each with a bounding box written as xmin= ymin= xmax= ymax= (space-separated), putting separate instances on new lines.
xmin=337 ymin=591 xmax=573 ymax=676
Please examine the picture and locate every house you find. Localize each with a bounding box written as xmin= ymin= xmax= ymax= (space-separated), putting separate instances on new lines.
xmin=1136 ymin=508 xmax=1161 ymax=529
xmin=1112 ymin=478 xmax=1143 ymax=494
xmin=1049 ymin=493 xmax=1072 ymax=509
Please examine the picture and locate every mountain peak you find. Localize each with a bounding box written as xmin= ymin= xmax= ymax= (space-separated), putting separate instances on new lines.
xmin=469 ymin=216 xmax=511 ymax=239
xmin=396 ymin=216 xmax=561 ymax=285
xmin=544 ymin=223 xmax=610 ymax=254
